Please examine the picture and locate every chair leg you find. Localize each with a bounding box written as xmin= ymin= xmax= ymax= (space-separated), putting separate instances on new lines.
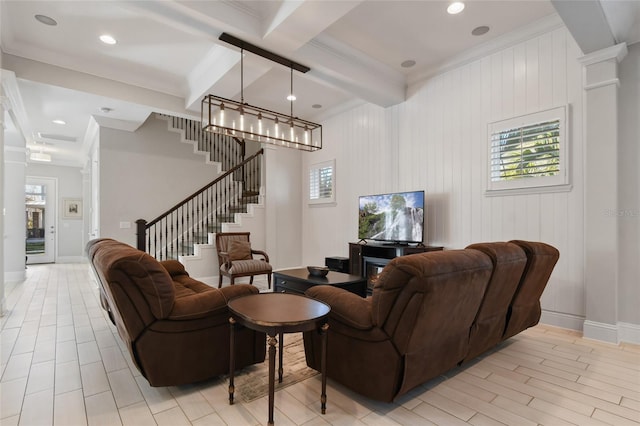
xmin=267 ymin=273 xmax=272 ymax=290
xmin=219 ymin=274 xmax=223 ymax=288
xmin=250 ymin=276 xmax=254 ymax=284
xmin=231 ymin=277 xmax=235 ymax=286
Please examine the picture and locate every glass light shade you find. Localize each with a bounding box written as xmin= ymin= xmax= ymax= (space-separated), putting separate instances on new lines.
xmin=30 ymin=151 xmax=52 ymax=162
xmin=201 ymin=95 xmax=322 ymax=152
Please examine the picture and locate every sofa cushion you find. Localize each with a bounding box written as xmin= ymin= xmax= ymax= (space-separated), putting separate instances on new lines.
xmin=228 ymin=240 xmax=252 ymax=260
xmin=92 ymin=241 xmax=176 ymax=320
xmin=464 ymin=242 xmax=527 ymax=361
xmin=220 ymin=259 xmax=272 ymax=274
xmin=504 ymin=240 xmax=560 ymax=339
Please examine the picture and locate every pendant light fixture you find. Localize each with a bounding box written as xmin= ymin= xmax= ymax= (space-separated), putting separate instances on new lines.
xmin=201 ymin=33 xmax=322 ymax=151
xmin=29 ymin=143 xmax=52 ymax=162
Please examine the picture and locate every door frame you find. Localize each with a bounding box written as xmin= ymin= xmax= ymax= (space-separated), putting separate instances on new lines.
xmin=26 ymin=176 xmax=57 ymax=264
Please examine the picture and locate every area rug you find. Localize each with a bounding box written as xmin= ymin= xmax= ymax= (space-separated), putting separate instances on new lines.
xmin=230 ymin=333 xmax=319 ymax=403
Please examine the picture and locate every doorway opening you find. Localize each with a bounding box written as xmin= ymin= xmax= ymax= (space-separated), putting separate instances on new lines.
xmin=26 ymin=177 xmax=56 ymax=264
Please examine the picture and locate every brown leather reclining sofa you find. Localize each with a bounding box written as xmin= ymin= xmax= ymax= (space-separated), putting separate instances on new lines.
xmin=86 ymin=238 xmax=266 ymax=387
xmin=304 ymin=240 xmax=558 ymax=402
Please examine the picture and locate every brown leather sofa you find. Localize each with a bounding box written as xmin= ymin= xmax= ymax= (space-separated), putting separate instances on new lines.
xmin=303 ymin=240 xmax=559 ymax=402
xmin=86 ymin=238 xmax=266 ymax=387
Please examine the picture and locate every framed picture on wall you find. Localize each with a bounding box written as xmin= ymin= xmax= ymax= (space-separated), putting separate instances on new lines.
xmin=63 ymin=198 xmax=82 ymax=219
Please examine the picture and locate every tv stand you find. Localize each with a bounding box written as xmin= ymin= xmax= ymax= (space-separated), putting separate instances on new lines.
xmin=348 ymin=242 xmax=443 ymax=277
xmin=382 ymin=241 xmax=409 ymax=246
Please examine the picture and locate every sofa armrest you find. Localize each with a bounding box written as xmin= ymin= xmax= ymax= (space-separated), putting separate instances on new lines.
xmin=220 ymin=283 xmax=260 ymax=302
xmin=160 ymin=260 xmax=189 ymax=278
xmin=306 ymin=286 xmax=373 ymax=330
xmin=168 ymin=290 xmax=228 ymax=320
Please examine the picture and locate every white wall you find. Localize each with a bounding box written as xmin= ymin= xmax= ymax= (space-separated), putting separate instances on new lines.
xmin=302 ymin=104 xmax=397 ymax=266
xmin=265 ymin=145 xmax=304 ymax=270
xmin=27 ymin=163 xmax=85 ymax=261
xmin=303 ymin=27 xmax=589 ymax=330
xmin=618 ymin=42 xmax=640 ymax=326
xmin=0 ymin=107 xmax=5 ymax=313
xmin=99 ymin=115 xmax=225 ymax=246
xmin=3 ymin=138 xmax=26 ymax=282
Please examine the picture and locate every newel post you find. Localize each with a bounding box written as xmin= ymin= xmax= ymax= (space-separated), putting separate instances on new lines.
xmin=135 ymin=219 xmax=147 ymax=251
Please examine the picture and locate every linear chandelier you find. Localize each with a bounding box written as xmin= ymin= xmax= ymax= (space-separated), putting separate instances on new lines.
xmin=201 ymin=33 xmax=322 ymax=152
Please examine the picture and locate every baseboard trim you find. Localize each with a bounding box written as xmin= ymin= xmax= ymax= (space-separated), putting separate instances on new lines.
xmin=583 ymin=320 xmax=619 ymax=344
xmin=541 ymin=313 xmax=640 ymax=345
xmin=540 ymin=310 xmax=584 ymax=332
xmin=5 ymin=270 xmax=26 ymax=283
xmin=57 ymin=256 xmax=86 ymax=263
xmin=618 ymin=322 xmax=640 ymax=345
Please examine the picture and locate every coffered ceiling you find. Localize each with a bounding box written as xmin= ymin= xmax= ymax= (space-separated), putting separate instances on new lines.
xmin=1 ymin=0 xmax=638 ymax=166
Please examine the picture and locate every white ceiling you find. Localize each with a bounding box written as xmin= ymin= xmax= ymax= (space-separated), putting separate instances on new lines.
xmin=1 ymin=0 xmax=638 ymax=167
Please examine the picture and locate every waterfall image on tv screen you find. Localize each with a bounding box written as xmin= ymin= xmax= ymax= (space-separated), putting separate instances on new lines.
xmin=358 ymin=191 xmax=424 ymax=243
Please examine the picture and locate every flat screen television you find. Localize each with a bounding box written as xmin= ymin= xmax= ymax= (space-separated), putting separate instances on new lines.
xmin=358 ymin=190 xmax=424 ymax=244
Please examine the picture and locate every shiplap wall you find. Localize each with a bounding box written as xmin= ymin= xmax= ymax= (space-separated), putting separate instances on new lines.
xmin=303 ymin=27 xmax=586 ymax=325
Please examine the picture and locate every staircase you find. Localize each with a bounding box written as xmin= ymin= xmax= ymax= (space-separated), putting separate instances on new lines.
xmin=136 ymin=114 xmax=266 ymax=278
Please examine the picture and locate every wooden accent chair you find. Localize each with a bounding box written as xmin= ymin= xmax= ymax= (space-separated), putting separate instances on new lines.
xmin=215 ymin=232 xmax=272 ymax=289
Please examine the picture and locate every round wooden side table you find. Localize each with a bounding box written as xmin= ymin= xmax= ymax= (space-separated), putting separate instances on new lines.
xmin=228 ymin=292 xmax=330 ymax=425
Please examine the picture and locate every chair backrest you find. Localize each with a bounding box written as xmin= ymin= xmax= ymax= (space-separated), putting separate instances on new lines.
xmin=215 ymin=232 xmax=251 ymax=265
xmin=371 ymin=249 xmax=493 ymax=395
xmin=503 ymin=240 xmax=559 ymax=339
xmin=464 ymin=242 xmax=527 ymax=360
xmin=86 ymin=238 xmax=176 ymax=346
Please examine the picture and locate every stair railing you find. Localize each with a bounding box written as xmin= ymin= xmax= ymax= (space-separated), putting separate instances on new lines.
xmin=136 ymin=149 xmax=264 ymax=260
xmin=158 ymin=113 xmax=246 ymax=170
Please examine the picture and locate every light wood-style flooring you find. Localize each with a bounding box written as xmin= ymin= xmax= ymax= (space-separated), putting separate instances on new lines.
xmin=1 ymin=263 xmax=639 ymax=425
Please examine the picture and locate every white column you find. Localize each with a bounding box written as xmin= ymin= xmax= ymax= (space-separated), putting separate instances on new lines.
xmin=579 ymin=43 xmax=627 ymax=343
xmin=0 ymin=90 xmax=6 ymax=316
xmin=81 ymin=167 xmax=91 ymax=251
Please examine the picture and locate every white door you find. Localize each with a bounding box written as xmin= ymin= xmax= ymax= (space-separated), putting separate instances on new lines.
xmin=26 ymin=177 xmax=56 ymax=264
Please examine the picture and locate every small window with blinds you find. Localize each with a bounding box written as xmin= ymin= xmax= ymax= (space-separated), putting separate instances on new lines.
xmin=309 ymin=159 xmax=335 ymax=204
xmin=487 ymin=106 xmax=569 ymax=194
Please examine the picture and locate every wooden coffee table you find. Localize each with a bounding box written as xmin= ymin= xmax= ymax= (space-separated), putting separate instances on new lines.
xmin=273 ymin=268 xmax=367 ymax=297
xmin=228 ymin=293 xmax=331 ymax=425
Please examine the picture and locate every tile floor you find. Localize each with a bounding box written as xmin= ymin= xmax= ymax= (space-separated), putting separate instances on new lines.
xmin=1 ymin=263 xmax=639 ymax=425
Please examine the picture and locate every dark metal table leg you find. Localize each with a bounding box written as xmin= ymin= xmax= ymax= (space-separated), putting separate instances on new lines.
xmin=228 ymin=317 xmax=236 ymax=405
xmin=278 ymin=331 xmax=284 ymax=383
xmin=320 ymin=323 xmax=329 ymax=414
xmin=268 ymin=333 xmax=277 ymax=425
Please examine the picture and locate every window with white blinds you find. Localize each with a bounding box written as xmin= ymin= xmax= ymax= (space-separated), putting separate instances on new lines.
xmin=487 ymin=106 xmax=569 ymax=194
xmin=309 ymin=159 xmax=335 ymax=204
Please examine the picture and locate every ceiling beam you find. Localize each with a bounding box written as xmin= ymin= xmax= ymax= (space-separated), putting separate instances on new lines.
xmin=552 ymin=0 xmax=616 ymax=54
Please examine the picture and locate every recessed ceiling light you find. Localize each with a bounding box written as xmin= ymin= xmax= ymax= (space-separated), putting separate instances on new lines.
xmin=99 ymin=34 xmax=117 ymax=45
xmin=401 ymin=60 xmax=416 ymax=68
xmin=472 ymin=26 xmax=490 ymax=36
xmin=99 ymin=107 xmax=113 ymax=113
xmin=287 ymin=94 xmax=297 ymax=101
xmin=312 ymin=104 xmax=322 ymax=109
xmin=35 ymin=14 xmax=57 ymax=26
xmin=52 ymin=119 xmax=66 ymax=125
xmin=447 ymin=2 xmax=465 ymax=14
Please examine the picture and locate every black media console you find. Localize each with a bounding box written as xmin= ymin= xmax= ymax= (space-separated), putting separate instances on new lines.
xmin=348 ymin=242 xmax=443 ymax=294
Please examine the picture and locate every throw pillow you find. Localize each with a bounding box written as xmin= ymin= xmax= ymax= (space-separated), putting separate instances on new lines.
xmin=228 ymin=240 xmax=252 ymax=261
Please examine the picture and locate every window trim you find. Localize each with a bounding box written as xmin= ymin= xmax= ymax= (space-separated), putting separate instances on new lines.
xmin=308 ymin=159 xmax=336 ymax=205
xmin=486 ymin=105 xmax=570 ymax=196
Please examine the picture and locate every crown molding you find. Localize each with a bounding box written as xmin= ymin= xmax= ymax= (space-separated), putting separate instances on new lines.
xmin=408 ymin=13 xmax=566 ymax=87
xmin=578 ymin=42 xmax=628 ymax=66
xmin=0 ymin=69 xmax=31 ymax=142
